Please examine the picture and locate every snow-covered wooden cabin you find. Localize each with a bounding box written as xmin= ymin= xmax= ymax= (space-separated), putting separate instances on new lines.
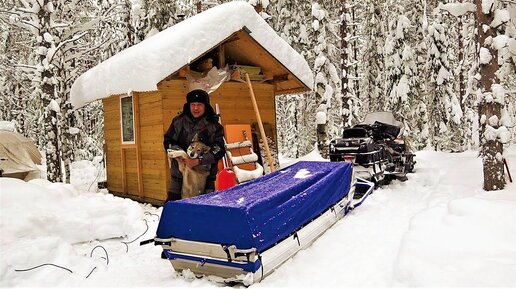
xmin=70 ymin=2 xmax=313 ymax=205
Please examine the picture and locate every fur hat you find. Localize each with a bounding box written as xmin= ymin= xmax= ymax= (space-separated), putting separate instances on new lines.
xmin=182 ymin=89 xmax=218 ymax=122
xmin=186 ymin=89 xmax=210 ymax=105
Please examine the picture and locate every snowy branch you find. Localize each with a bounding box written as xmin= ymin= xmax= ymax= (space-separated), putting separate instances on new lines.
xmin=344 ymin=3 xmax=358 ymax=9
xmin=101 ymin=4 xmax=125 ymax=18
xmin=0 ymin=9 xmax=21 ymax=16
xmin=16 ymin=7 xmax=39 ymax=15
xmin=3 ymin=96 xmax=24 ymax=109
xmin=347 ymin=35 xmax=361 ymax=42
xmin=440 ymin=3 xmax=476 ymax=17
xmin=15 ymin=63 xmax=38 ymax=71
xmin=0 ymin=16 xmax=11 ymax=26
xmin=15 ymin=19 xmax=41 ymax=32
xmin=48 ymin=31 xmax=89 ymax=63
xmin=345 ymin=60 xmax=359 ymax=67
xmin=64 ymin=37 xmax=110 ymax=63
xmin=50 ymin=21 xmax=72 ymax=29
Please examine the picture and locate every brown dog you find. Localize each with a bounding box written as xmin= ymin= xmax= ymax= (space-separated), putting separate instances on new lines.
xmin=168 ymin=135 xmax=211 ymax=199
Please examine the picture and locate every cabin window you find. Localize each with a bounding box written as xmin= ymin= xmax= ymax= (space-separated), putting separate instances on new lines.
xmin=120 ymin=95 xmax=135 ymax=144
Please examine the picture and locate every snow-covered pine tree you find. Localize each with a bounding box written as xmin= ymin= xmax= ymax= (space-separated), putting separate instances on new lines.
xmin=4 ymin=0 xmax=64 ymax=182
xmin=0 ymin=69 xmax=33 ymax=134
xmin=126 ymin=0 xmax=189 ymax=44
xmin=0 ymin=4 xmax=44 ymax=142
xmin=48 ymin=0 xmax=107 ymax=183
xmin=0 ymin=27 xmax=27 ymax=131
xmin=383 ymin=13 xmax=416 ymax=142
xmin=360 ymin=0 xmax=386 ymax=114
xmin=493 ymin=10 xmax=516 ymax=146
xmin=267 ymin=0 xmax=316 ymax=157
xmin=426 ymin=10 xmax=463 ymax=152
xmin=459 ymin=11 xmax=479 ymax=149
xmin=474 ymin=0 xmax=511 ymax=190
xmin=340 ymin=0 xmax=362 ymax=129
xmin=456 ymin=0 xmax=467 ymax=112
xmin=70 ymin=104 xmax=104 ymax=161
xmin=266 ymin=0 xmax=302 ymax=158
xmin=146 ymin=0 xmax=185 ymax=31
xmin=96 ymin=0 xmax=146 ymax=59
xmin=293 ymin=1 xmax=318 ymax=157
xmin=340 ymin=0 xmax=349 ymax=131
xmin=246 ymin=0 xmax=282 ymax=168
xmin=404 ymin=0 xmax=430 ymax=150
xmin=0 ymin=20 xmax=14 ymax=122
xmin=312 ymin=1 xmax=342 ymax=158
xmin=276 ymin=94 xmax=300 ymax=158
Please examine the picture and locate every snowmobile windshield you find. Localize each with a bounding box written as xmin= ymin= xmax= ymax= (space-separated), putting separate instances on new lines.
xmin=363 ymin=111 xmax=404 ymax=136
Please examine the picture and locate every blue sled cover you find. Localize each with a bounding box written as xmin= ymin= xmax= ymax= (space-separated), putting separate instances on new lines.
xmin=157 ymin=161 xmax=353 ymax=252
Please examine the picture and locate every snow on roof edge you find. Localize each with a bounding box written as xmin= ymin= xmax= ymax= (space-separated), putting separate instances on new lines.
xmin=70 ymin=1 xmax=313 ymax=108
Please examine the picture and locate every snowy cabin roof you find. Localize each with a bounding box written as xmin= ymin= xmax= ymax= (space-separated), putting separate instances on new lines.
xmin=70 ymin=1 xmax=313 ymax=108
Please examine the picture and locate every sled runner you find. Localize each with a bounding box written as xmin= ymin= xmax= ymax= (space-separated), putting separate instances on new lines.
xmin=152 ymin=161 xmax=373 ymax=285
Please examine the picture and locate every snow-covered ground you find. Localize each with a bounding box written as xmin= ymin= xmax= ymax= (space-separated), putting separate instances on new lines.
xmin=1 ymin=146 xmax=515 ymax=287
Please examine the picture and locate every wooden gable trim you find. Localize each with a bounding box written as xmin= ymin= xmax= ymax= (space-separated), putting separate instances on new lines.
xmin=233 ymin=29 xmax=311 ymax=94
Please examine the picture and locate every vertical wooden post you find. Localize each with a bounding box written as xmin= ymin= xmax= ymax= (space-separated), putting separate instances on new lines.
xmin=121 ymin=148 xmax=127 ymax=194
xmin=245 ymin=73 xmax=275 ymax=172
xmin=218 ymin=45 xmax=225 ymax=68
xmin=133 ymin=92 xmax=144 ymax=199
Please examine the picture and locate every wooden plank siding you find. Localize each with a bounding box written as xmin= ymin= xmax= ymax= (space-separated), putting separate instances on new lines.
xmin=138 ymin=91 xmax=168 ymax=201
xmin=103 ymin=97 xmax=124 ymax=193
xmin=103 ymin=92 xmax=168 ymax=205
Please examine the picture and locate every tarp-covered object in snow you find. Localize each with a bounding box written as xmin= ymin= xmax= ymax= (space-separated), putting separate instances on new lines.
xmin=155 ymin=161 xmax=356 ymax=284
xmin=0 ymin=130 xmax=42 ymax=178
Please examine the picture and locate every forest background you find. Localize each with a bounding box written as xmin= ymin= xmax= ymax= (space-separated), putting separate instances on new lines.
xmin=0 ymin=0 xmax=514 ymax=187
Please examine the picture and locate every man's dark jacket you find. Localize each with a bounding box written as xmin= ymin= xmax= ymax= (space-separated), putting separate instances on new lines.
xmin=163 ymin=102 xmax=225 ymax=201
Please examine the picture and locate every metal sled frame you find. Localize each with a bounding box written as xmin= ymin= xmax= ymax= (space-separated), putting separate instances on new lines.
xmin=156 ymin=178 xmax=374 ymax=285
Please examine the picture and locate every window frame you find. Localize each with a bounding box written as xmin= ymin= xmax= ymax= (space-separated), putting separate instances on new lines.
xmin=120 ymin=94 xmax=135 ymax=144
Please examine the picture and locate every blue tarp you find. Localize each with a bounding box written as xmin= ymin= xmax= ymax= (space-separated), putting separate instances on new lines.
xmin=156 ymin=161 xmax=353 ymax=252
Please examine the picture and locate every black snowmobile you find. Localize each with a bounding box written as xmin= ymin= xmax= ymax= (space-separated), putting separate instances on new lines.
xmin=329 ymin=111 xmax=415 ymax=185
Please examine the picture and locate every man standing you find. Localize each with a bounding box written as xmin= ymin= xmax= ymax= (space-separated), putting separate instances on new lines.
xmin=163 ymin=89 xmax=225 ymax=201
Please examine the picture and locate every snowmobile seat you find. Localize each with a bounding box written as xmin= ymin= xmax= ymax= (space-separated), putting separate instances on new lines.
xmin=342 ymin=127 xmax=370 ymax=138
